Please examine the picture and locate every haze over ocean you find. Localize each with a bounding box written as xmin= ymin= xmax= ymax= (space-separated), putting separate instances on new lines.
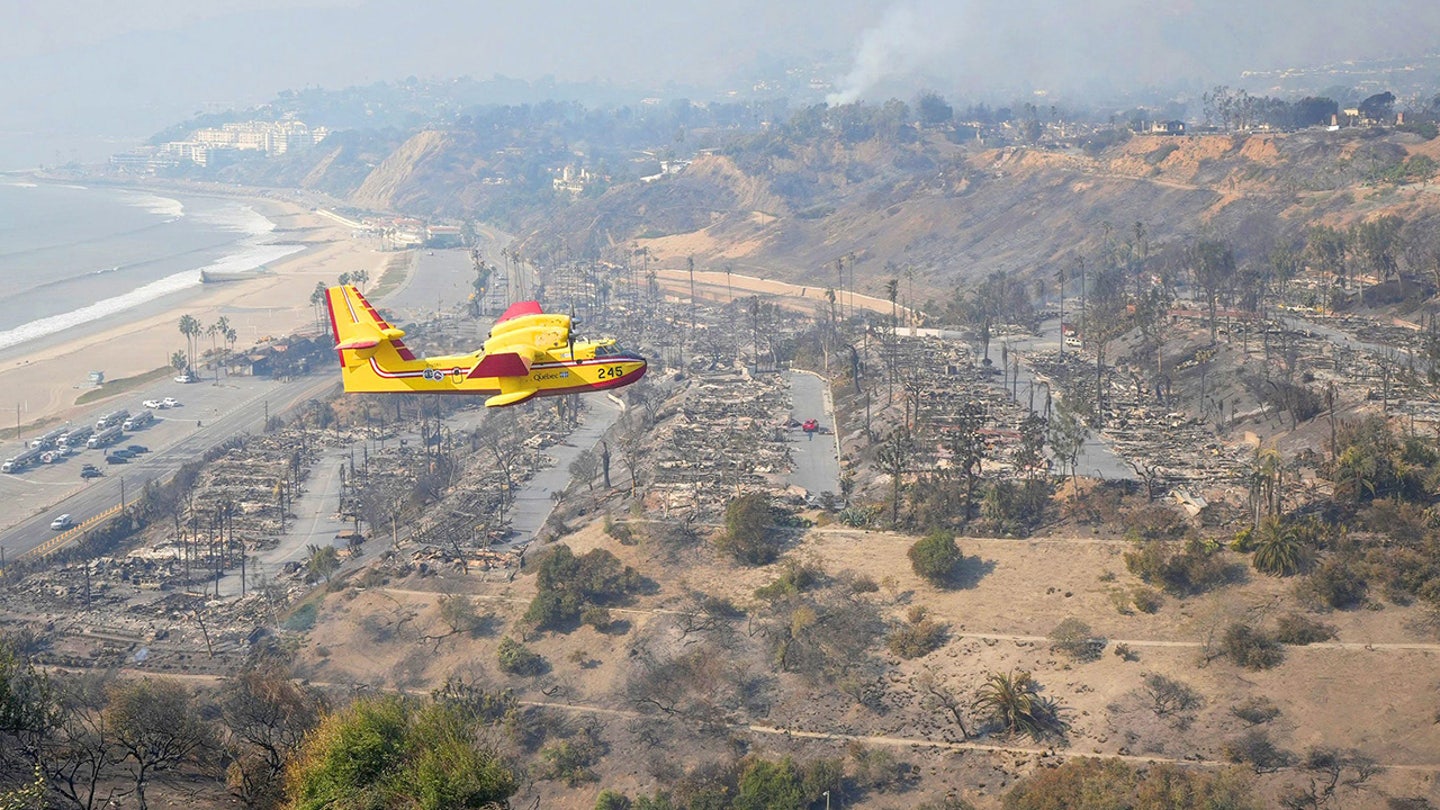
xmin=0 ymin=181 xmax=300 ymax=353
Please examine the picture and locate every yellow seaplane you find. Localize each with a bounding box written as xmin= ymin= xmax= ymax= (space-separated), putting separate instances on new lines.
xmin=324 ymin=284 xmax=647 ymax=407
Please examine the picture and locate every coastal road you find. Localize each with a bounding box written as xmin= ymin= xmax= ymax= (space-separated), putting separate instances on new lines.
xmin=381 ymin=224 xmax=514 ymax=320
xmin=0 ymin=372 xmax=339 ymax=564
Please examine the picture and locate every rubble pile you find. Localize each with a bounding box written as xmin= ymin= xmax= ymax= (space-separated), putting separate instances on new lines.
xmin=189 ymin=431 xmax=321 ymax=548
xmin=901 ymin=338 xmax=1034 ymax=472
xmin=346 ymin=404 xmax=569 ymax=551
xmin=1030 ymin=348 xmax=1249 ymax=490
xmin=643 ymin=370 xmax=795 ymax=517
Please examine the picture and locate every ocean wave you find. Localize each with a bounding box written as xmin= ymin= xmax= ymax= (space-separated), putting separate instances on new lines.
xmin=2 ymin=180 xmax=38 ymax=188
xmin=0 ymin=270 xmax=202 ymax=353
xmin=194 ymin=203 xmax=275 ymax=237
xmin=200 ymin=242 xmax=302 ymax=275
xmin=118 ymin=190 xmax=185 ymax=220
xmin=0 ymin=242 xmax=303 ymax=353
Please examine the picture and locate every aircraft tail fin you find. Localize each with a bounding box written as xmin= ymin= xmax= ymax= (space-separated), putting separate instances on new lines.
xmin=325 ymin=285 xmax=415 ymax=367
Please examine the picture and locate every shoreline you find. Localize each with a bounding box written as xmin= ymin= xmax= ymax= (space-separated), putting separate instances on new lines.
xmin=0 ymin=186 xmax=395 ymax=433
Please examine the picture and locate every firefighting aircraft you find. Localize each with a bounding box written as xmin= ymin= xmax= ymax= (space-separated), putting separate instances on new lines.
xmin=324 ymin=284 xmax=646 ymax=407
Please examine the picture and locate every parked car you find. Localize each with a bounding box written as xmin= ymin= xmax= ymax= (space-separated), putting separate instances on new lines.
xmin=80 ymin=468 xmax=103 ymax=479
xmin=105 ymin=454 xmax=129 ymax=465
xmin=126 ymin=444 xmax=149 ymax=455
xmin=174 ymin=373 xmax=198 ymax=384
xmin=162 ymin=397 xmax=181 ymax=408
xmin=50 ymin=514 xmax=74 ymax=531
xmin=142 ymin=399 xmax=164 ymax=409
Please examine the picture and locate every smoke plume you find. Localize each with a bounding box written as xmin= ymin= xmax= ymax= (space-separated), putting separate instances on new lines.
xmin=826 ymin=2 xmax=949 ymax=105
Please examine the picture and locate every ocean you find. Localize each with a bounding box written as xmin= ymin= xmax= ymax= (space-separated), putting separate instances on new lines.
xmin=0 ymin=180 xmax=302 ymax=353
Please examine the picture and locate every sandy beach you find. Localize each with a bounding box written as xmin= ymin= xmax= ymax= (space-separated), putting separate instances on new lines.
xmin=0 ymin=193 xmax=392 ymax=431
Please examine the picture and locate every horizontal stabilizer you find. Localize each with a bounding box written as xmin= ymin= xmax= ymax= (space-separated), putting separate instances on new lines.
xmin=470 ymin=350 xmax=533 ymax=378
xmin=335 ymin=338 xmax=381 ymax=351
xmin=484 ymin=388 xmax=538 ymax=407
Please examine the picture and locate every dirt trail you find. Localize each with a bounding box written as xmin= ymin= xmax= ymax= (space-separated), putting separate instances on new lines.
xmin=374 ymin=585 xmax=1440 ymax=653
xmin=67 ymin=664 xmax=1440 ymax=773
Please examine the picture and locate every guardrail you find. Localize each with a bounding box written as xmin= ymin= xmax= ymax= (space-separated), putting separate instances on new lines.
xmin=18 ymin=503 xmax=124 ymax=562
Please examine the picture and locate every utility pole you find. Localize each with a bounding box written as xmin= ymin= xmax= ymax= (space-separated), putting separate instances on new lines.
xmin=687 ymin=255 xmax=697 ymax=338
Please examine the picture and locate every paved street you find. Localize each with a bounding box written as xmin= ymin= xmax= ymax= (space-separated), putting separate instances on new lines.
xmin=785 ymin=370 xmax=842 ymax=498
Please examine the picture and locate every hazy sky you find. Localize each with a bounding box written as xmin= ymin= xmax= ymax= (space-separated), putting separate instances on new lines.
xmin=3 ymin=0 xmax=1437 ymax=166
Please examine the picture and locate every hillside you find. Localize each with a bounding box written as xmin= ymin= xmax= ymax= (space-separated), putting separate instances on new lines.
xmin=548 ymin=128 xmax=1440 ymax=305
xmin=263 ymin=120 xmax=1440 ymax=310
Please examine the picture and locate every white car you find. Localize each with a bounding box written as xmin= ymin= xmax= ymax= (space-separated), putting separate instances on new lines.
xmin=143 ymin=399 xmax=165 ymax=409
xmin=50 ymin=514 xmax=74 ymax=531
xmin=162 ymin=397 xmax=181 ymax=408
xmin=174 ymin=373 xmax=198 ymax=384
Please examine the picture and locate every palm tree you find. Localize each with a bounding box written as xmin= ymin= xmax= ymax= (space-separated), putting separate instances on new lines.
xmin=1248 ymin=447 xmax=1284 ymax=527
xmin=1251 ymin=515 xmax=1306 ymax=576
xmin=973 ymin=670 xmax=1067 ymax=739
xmin=177 ymin=315 xmax=201 ymax=375
xmin=310 ymin=282 xmax=328 ymax=332
xmin=304 ymin=544 xmax=339 ymax=584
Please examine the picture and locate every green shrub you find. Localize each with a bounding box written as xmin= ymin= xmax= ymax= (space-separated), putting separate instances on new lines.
xmin=908 ymin=531 xmax=963 ymax=587
xmin=1296 ymin=555 xmax=1367 ymax=609
xmin=718 ymin=493 xmax=785 ymax=565
xmin=580 ymin=607 xmax=613 ymax=632
xmin=524 ymin=544 xmax=644 ymax=631
xmin=1125 ymin=538 xmax=1235 ymax=595
xmin=538 ymin=728 xmax=605 ymax=787
xmin=1049 ymin=617 xmax=1103 ymax=661
xmin=283 ymin=694 xmax=517 ymax=810
xmin=496 ymin=637 xmax=546 ymax=676
xmin=595 ymin=790 xmax=632 ymax=810
xmin=754 ymin=559 xmax=825 ymax=601
xmin=604 ymin=518 xmax=636 ymax=545
xmin=283 ymin=602 xmax=319 ymax=632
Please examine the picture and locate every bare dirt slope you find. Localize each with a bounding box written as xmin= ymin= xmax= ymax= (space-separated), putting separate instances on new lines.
xmin=294 ymin=516 xmax=1440 ymax=808
xmin=519 ymin=128 xmax=1440 ymax=309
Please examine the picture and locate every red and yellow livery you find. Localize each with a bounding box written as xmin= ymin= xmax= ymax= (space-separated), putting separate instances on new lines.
xmin=324 ymin=285 xmax=646 ymax=407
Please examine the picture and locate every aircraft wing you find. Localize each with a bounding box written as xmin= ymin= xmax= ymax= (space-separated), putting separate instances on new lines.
xmin=468 ymin=344 xmax=537 ymax=379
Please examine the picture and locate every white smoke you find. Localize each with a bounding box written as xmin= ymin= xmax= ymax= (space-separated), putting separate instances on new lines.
xmin=826 ymin=2 xmax=950 ymax=106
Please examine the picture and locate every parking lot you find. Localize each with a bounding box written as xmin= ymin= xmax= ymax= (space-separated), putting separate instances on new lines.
xmin=0 ymin=371 xmax=337 ymax=559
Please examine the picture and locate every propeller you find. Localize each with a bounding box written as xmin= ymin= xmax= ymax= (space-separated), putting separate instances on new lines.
xmin=566 ymin=304 xmax=579 ymax=426
xmin=567 ymin=304 xmax=577 ymax=360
